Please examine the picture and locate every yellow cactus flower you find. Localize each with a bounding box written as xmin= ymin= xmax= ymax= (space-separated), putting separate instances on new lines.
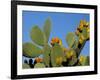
xmin=77 ymin=20 xmax=89 ymax=34
xmin=86 ymin=22 xmax=89 ymax=27
xmin=79 ymin=20 xmax=84 ymax=27
xmin=79 ymin=20 xmax=89 ymax=29
xmin=50 ymin=37 xmax=62 ymax=46
xmin=56 ymin=57 xmax=63 ymax=65
xmin=66 ymin=50 xmax=74 ymax=59
xmin=78 ymin=26 xmax=83 ymax=31
xmin=79 ymin=38 xmax=83 ymax=44
xmin=79 ymin=20 xmax=86 ymax=29
xmin=35 ymin=58 xmax=43 ymax=63
xmin=79 ymin=55 xmax=85 ymax=63
xmin=81 ymin=35 xmax=85 ymax=40
xmin=82 ymin=20 xmax=87 ymax=25
xmin=63 ymin=47 xmax=68 ymax=53
xmin=59 ymin=40 xmax=62 ymax=45
xmin=83 ymin=21 xmax=89 ymax=28
xmin=87 ymin=27 xmax=90 ymax=33
xmin=77 ymin=27 xmax=82 ymax=33
xmin=79 ymin=34 xmax=85 ymax=44
xmin=87 ymin=33 xmax=90 ymax=40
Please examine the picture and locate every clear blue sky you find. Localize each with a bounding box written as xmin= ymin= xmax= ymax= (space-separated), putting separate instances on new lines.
xmin=22 ymin=10 xmax=90 ymax=56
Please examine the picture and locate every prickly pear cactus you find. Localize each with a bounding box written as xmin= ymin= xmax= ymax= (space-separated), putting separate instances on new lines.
xmin=22 ymin=19 xmax=90 ymax=68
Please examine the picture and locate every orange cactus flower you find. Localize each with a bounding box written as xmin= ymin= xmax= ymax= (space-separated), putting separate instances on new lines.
xmin=50 ymin=37 xmax=62 ymax=46
xmin=35 ymin=58 xmax=43 ymax=63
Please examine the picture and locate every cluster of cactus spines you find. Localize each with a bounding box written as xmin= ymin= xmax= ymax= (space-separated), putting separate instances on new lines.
xmin=23 ymin=18 xmax=90 ymax=68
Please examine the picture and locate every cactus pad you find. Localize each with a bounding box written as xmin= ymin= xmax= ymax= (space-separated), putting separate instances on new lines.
xmin=51 ymin=44 xmax=64 ymax=67
xmin=43 ymin=18 xmax=51 ymax=43
xmin=23 ymin=42 xmax=42 ymax=58
xmin=66 ymin=32 xmax=76 ymax=48
xmin=30 ymin=25 xmax=46 ymax=46
xmin=34 ymin=63 xmax=45 ymax=68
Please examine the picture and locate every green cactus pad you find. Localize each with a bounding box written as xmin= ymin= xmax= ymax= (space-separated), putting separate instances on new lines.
xmin=34 ymin=63 xmax=45 ymax=68
xmin=43 ymin=18 xmax=51 ymax=43
xmin=23 ymin=63 xmax=30 ymax=69
xmin=23 ymin=42 xmax=42 ymax=58
xmin=30 ymin=25 xmax=46 ymax=46
xmin=51 ymin=44 xmax=64 ymax=67
xmin=66 ymin=32 xmax=76 ymax=48
xmin=43 ymin=44 xmax=51 ymax=67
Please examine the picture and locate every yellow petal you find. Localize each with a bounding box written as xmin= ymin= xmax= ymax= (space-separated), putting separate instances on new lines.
xmin=79 ymin=55 xmax=85 ymax=63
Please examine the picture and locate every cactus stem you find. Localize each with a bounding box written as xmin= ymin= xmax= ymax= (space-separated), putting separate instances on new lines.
xmin=75 ymin=40 xmax=86 ymax=60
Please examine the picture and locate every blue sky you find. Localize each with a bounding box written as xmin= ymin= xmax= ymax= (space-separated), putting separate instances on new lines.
xmin=22 ymin=11 xmax=90 ymax=56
